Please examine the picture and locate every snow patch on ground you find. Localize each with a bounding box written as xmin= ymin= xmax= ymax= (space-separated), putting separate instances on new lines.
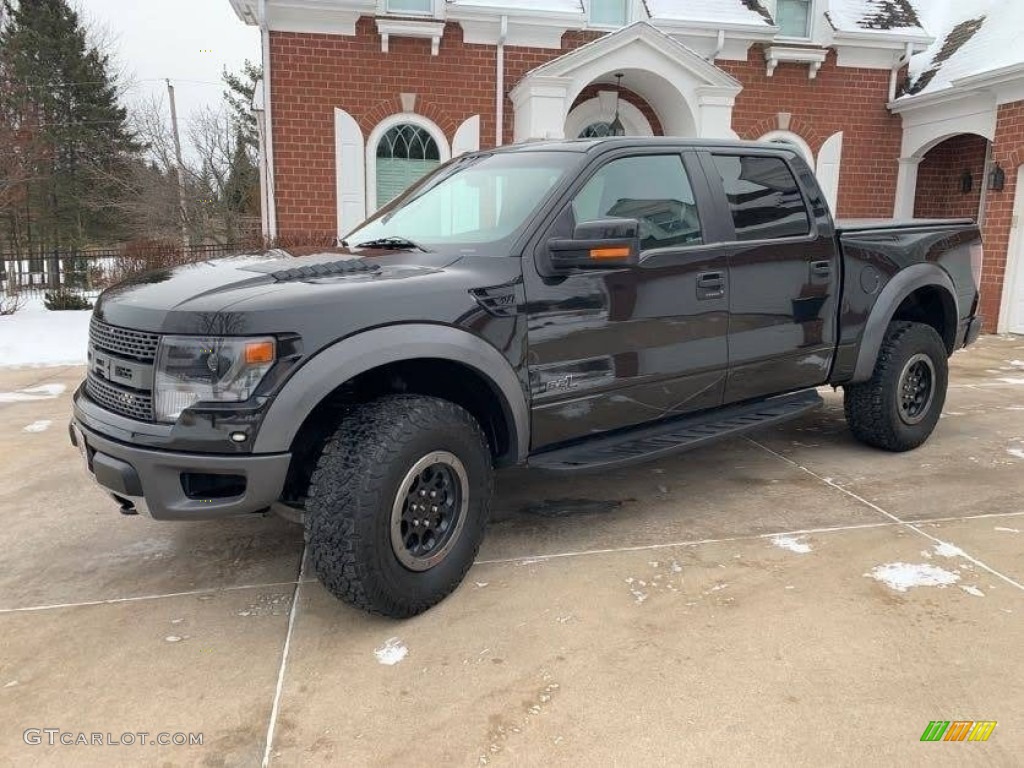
xmin=994 ymin=526 xmax=1020 ymax=534
xmin=960 ymin=585 xmax=985 ymax=597
xmin=1006 ymin=446 xmax=1024 ymax=460
xmin=866 ymin=563 xmax=960 ymax=592
xmin=932 ymin=542 xmax=966 ymax=558
xmin=22 ymin=420 xmax=52 ymax=433
xmin=771 ymin=535 xmax=812 ymax=554
xmin=997 ymin=377 xmax=1024 ymax=385
xmin=0 ymin=297 xmax=91 ymax=368
xmin=0 ymin=383 xmax=66 ymax=403
xmin=374 ymin=637 xmax=408 ymax=666
xmin=1007 ymin=360 xmax=1024 ymax=368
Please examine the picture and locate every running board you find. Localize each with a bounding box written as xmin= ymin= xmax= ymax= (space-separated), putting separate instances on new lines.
xmin=528 ymin=390 xmax=823 ymax=473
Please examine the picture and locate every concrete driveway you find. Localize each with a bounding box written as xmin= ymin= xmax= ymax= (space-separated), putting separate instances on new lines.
xmin=0 ymin=337 xmax=1022 ymax=767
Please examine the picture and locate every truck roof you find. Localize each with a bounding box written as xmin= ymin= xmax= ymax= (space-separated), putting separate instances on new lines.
xmin=488 ymin=137 xmax=793 ymax=154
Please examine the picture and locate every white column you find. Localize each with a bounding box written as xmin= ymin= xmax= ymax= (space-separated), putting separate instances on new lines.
xmin=695 ymin=88 xmax=738 ymax=139
xmin=510 ymin=76 xmax=572 ymax=142
xmin=894 ymin=157 xmax=922 ymax=220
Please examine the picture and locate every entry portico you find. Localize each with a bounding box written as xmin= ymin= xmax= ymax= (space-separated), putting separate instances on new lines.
xmin=510 ymin=22 xmax=742 ymax=143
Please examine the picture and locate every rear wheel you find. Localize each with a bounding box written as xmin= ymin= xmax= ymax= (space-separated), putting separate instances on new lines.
xmin=843 ymin=321 xmax=948 ymax=452
xmin=305 ymin=395 xmax=493 ymax=617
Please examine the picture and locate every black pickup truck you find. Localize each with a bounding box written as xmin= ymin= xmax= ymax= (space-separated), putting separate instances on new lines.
xmin=71 ymin=138 xmax=984 ymax=617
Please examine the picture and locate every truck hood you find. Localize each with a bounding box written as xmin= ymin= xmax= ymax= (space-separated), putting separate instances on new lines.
xmin=94 ymin=248 xmax=462 ymax=332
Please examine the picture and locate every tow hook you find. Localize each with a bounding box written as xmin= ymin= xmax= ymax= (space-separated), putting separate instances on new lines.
xmin=113 ymin=494 xmax=139 ymax=516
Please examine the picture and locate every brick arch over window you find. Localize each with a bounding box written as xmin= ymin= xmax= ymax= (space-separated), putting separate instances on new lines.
xmin=361 ymin=96 xmax=458 ymax=141
xmin=737 ymin=116 xmax=826 ymax=156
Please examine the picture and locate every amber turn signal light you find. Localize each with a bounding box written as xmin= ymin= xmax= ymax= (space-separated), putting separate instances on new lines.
xmin=244 ymin=340 xmax=276 ymax=364
xmin=589 ymin=247 xmax=631 ymax=260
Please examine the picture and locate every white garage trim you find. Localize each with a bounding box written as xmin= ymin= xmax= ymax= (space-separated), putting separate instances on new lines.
xmin=997 ymin=165 xmax=1024 ymax=334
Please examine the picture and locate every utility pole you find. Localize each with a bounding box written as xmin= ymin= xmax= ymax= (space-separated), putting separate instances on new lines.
xmin=166 ymin=79 xmax=189 ymax=250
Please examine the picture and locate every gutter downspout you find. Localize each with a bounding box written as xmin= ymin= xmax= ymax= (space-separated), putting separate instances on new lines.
xmin=495 ymin=15 xmax=507 ymax=146
xmin=258 ymin=0 xmax=278 ymax=242
xmin=889 ymin=41 xmax=914 ymax=104
xmin=708 ymin=29 xmax=726 ymax=63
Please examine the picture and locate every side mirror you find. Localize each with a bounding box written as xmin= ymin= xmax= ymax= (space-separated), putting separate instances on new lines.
xmin=547 ymin=218 xmax=641 ymax=271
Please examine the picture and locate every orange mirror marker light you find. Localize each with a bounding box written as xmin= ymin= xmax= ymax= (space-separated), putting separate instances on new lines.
xmin=589 ymin=247 xmax=631 ymax=260
xmin=244 ymin=340 xmax=276 ymax=364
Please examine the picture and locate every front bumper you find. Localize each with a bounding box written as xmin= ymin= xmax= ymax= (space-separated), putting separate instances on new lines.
xmin=69 ymin=420 xmax=291 ymax=521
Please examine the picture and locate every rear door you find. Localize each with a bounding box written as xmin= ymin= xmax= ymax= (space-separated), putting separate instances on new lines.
xmin=701 ymin=150 xmax=841 ymax=403
xmin=523 ymin=149 xmax=732 ymax=450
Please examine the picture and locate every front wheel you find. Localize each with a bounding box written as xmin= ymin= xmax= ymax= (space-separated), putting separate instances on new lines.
xmin=843 ymin=321 xmax=949 ymax=452
xmin=305 ymin=395 xmax=493 ymax=618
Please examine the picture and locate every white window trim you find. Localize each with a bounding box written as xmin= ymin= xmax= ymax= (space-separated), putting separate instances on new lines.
xmin=365 ymin=112 xmax=451 ymax=214
xmin=772 ymin=0 xmax=816 ymax=42
xmin=759 ymin=130 xmax=815 ymax=169
xmin=583 ymin=0 xmax=636 ymax=30
xmin=377 ymin=0 xmax=443 ymax=19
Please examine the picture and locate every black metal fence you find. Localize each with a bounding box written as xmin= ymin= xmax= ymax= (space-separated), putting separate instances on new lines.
xmin=0 ymin=243 xmax=260 ymax=298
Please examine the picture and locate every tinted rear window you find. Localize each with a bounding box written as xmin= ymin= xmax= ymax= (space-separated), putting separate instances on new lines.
xmin=711 ymin=155 xmax=810 ymax=241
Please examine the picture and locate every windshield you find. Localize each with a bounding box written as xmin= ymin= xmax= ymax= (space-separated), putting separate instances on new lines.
xmin=345 ymin=151 xmax=579 ymax=253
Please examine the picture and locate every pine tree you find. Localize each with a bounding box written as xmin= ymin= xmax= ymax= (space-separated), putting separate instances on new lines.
xmin=0 ymin=0 xmax=141 ymax=255
xmin=222 ymin=60 xmax=262 ymax=161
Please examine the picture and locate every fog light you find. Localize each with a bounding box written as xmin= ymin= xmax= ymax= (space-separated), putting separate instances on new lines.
xmin=230 ymin=432 xmax=248 ymax=443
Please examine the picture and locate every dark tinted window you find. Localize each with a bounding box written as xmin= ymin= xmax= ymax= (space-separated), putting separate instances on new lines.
xmin=572 ymin=155 xmax=703 ymax=251
xmin=711 ymin=154 xmax=810 ymax=241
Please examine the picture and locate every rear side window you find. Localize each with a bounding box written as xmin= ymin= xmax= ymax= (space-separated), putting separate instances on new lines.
xmin=572 ymin=155 xmax=703 ymax=251
xmin=710 ymin=154 xmax=810 ymax=241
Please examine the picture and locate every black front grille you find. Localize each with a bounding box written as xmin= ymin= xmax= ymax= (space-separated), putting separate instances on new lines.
xmin=85 ymin=375 xmax=154 ymax=421
xmin=90 ymin=319 xmax=160 ymax=362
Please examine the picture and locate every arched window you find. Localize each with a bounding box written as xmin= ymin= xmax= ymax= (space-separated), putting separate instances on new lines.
xmin=375 ymin=124 xmax=441 ymax=208
xmin=758 ymin=130 xmax=815 ymax=169
xmin=579 ymin=122 xmax=615 ymax=139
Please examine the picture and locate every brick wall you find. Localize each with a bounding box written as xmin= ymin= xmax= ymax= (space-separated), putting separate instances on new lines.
xmin=269 ymin=24 xmax=907 ymax=238
xmin=720 ymin=48 xmax=903 ymax=219
xmin=270 ymin=19 xmax=500 ymax=240
xmin=913 ymin=134 xmax=987 ymax=220
xmin=980 ymin=100 xmax=1024 ymax=328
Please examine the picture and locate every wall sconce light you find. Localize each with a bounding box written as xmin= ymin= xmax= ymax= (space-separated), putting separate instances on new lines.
xmin=989 ymin=162 xmax=1006 ymax=192
xmin=960 ymin=170 xmax=973 ymax=194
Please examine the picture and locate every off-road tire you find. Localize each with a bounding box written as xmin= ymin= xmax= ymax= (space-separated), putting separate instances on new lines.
xmin=843 ymin=321 xmax=948 ymax=452
xmin=305 ymin=395 xmax=493 ymax=618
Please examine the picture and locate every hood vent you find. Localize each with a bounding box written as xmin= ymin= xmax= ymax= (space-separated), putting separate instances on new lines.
xmin=270 ymin=258 xmax=379 ymax=282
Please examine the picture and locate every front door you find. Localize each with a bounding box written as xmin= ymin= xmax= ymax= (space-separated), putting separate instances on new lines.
xmin=702 ymin=151 xmax=841 ymax=403
xmin=523 ymin=150 xmax=731 ymax=450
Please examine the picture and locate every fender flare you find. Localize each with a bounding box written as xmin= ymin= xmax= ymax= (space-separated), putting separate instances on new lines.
xmin=851 ymin=263 xmax=959 ymax=383
xmin=252 ymin=324 xmax=529 ymax=461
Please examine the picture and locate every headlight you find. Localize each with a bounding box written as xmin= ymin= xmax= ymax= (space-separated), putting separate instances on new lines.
xmin=154 ymin=335 xmax=276 ymax=422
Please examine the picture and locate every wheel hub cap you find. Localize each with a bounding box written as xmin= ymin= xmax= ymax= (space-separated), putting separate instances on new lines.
xmin=897 ymin=353 xmax=936 ymax=426
xmin=390 ymin=451 xmax=468 ymax=571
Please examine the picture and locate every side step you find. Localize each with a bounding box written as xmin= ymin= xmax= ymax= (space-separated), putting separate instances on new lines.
xmin=529 ymin=389 xmax=823 ymax=473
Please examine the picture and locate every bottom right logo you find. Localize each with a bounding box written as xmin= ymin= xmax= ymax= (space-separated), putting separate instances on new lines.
xmin=921 ymin=721 xmax=997 ymax=742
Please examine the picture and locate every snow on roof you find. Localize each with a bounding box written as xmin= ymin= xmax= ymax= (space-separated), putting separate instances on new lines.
xmin=448 ymin=0 xmax=583 ymax=13
xmin=905 ymin=0 xmax=1024 ymax=98
xmin=828 ymin=0 xmax=925 ymax=35
xmin=644 ymin=0 xmax=772 ymax=27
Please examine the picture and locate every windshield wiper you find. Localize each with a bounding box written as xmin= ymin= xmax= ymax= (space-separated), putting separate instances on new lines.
xmin=354 ymin=236 xmax=428 ymax=252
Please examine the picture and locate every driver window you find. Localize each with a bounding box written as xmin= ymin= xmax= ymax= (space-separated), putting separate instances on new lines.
xmin=570 ymin=155 xmax=703 ymax=251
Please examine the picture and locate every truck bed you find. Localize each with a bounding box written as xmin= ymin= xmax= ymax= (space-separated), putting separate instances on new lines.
xmin=836 ymin=218 xmax=975 ymax=233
